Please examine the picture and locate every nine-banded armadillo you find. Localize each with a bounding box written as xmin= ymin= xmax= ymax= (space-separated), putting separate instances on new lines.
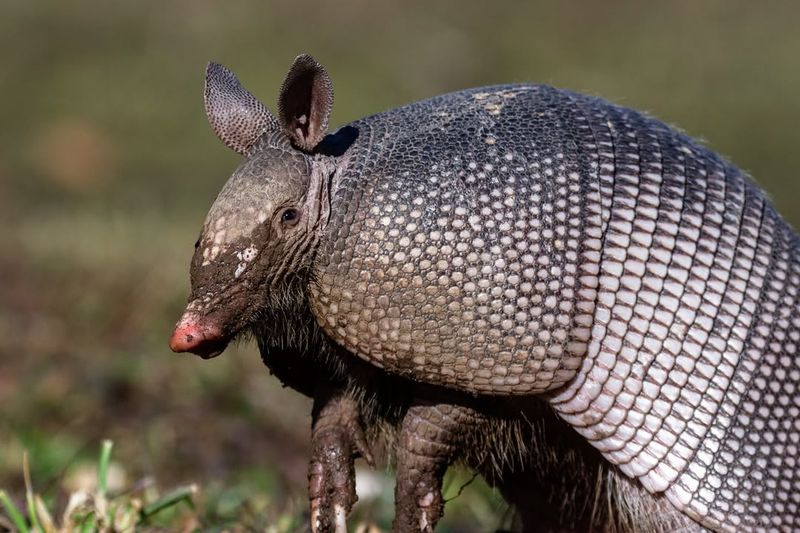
xmin=170 ymin=54 xmax=800 ymax=532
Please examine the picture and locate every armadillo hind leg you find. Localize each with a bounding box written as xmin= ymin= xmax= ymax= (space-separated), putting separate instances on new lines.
xmin=493 ymin=471 xmax=708 ymax=533
xmin=393 ymin=401 xmax=486 ymax=532
xmin=471 ymin=398 xmax=709 ymax=532
xmin=309 ymin=388 xmax=373 ymax=533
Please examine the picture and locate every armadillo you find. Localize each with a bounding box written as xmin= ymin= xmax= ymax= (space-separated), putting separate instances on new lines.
xmin=170 ymin=54 xmax=800 ymax=532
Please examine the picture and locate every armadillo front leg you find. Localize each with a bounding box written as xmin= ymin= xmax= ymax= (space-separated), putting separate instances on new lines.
xmin=393 ymin=401 xmax=485 ymax=532
xmin=309 ymin=388 xmax=373 ymax=533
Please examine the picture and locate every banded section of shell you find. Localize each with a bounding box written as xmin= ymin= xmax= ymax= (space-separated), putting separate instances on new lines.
xmin=308 ymin=83 xmax=800 ymax=531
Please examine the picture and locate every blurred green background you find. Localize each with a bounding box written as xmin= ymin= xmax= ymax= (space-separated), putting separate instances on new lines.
xmin=1 ymin=0 xmax=799 ymax=531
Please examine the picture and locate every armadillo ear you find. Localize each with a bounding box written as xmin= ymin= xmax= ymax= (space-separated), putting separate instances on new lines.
xmin=277 ymin=54 xmax=333 ymax=152
xmin=204 ymin=62 xmax=280 ymax=155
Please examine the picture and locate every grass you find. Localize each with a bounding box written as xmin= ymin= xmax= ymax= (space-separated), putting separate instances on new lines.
xmin=0 ymin=438 xmax=332 ymax=532
xmin=0 ymin=439 xmax=508 ymax=532
xmin=0 ymin=440 xmax=199 ymax=533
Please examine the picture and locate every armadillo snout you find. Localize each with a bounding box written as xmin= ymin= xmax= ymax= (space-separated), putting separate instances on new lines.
xmin=169 ymin=312 xmax=229 ymax=359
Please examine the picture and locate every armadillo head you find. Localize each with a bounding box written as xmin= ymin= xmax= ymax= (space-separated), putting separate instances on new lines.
xmin=170 ymin=55 xmax=335 ymax=358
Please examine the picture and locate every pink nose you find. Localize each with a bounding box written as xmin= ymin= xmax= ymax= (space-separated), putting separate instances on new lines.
xmin=169 ymin=313 xmax=228 ymax=359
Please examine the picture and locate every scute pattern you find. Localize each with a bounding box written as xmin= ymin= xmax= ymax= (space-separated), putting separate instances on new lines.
xmin=312 ymin=85 xmax=602 ymax=394
xmin=204 ymin=62 xmax=280 ymax=155
xmin=306 ymin=83 xmax=800 ymax=531
xmin=674 ymin=225 xmax=800 ymax=531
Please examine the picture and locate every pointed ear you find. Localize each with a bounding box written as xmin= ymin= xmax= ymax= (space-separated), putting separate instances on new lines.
xmin=204 ymin=62 xmax=279 ymax=155
xmin=277 ymin=54 xmax=333 ymax=152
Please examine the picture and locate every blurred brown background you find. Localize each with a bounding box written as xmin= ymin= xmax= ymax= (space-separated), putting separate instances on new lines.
xmin=1 ymin=1 xmax=799 ymax=530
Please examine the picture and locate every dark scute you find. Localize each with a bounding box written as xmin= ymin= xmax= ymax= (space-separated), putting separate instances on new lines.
xmin=277 ymin=54 xmax=333 ymax=152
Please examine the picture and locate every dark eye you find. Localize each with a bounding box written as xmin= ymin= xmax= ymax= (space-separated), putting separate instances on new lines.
xmin=281 ymin=208 xmax=300 ymax=226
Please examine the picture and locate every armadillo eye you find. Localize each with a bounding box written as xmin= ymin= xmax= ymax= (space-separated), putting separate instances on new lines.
xmin=281 ymin=208 xmax=300 ymax=226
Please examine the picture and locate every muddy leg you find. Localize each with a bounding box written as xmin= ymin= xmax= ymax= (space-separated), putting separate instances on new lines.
xmin=309 ymin=389 xmax=373 ymax=533
xmin=392 ymin=401 xmax=484 ymax=532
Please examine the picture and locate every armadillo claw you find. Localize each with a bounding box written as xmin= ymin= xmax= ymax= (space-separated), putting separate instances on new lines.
xmin=392 ymin=476 xmax=443 ymax=533
xmin=308 ymin=428 xmax=359 ymax=533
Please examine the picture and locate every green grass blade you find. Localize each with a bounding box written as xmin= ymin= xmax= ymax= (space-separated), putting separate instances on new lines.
xmin=140 ymin=485 xmax=197 ymax=520
xmin=25 ymin=495 xmax=41 ymax=533
xmin=78 ymin=513 xmax=95 ymax=533
xmin=97 ymin=440 xmax=114 ymax=499
xmin=0 ymin=490 xmax=29 ymax=533
xmin=22 ymin=453 xmax=42 ymax=533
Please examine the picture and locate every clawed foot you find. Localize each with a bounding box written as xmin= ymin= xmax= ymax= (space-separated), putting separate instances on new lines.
xmin=394 ymin=471 xmax=444 ymax=532
xmin=309 ymin=394 xmax=373 ymax=533
xmin=391 ymin=402 xmax=484 ymax=532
